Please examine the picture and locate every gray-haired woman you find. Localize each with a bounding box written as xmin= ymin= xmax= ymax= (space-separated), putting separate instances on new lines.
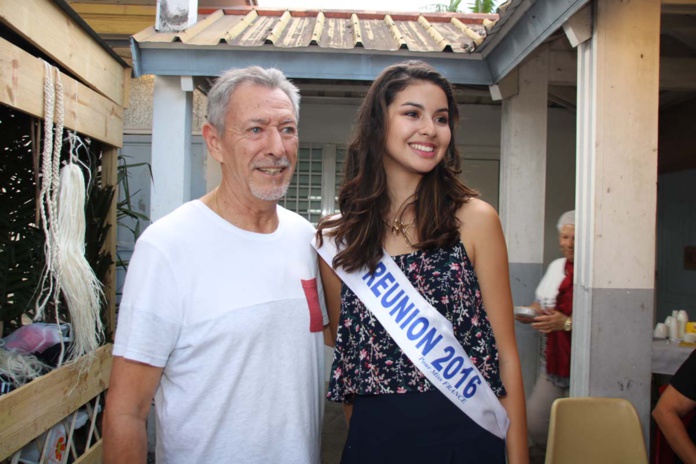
xmin=516 ymin=210 xmax=575 ymax=462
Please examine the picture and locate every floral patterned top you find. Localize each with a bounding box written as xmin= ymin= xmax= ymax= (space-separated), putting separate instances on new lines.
xmin=327 ymin=241 xmax=506 ymax=403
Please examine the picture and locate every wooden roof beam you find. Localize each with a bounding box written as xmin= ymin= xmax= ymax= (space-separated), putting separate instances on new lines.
xmin=0 ymin=36 xmax=123 ymax=147
xmin=548 ymin=51 xmax=696 ymax=91
xmin=489 ymin=67 xmax=518 ymax=101
xmin=562 ymin=4 xmax=592 ymax=47
xmin=662 ymin=0 xmax=696 ymax=14
xmin=0 ymin=0 xmax=127 ymax=106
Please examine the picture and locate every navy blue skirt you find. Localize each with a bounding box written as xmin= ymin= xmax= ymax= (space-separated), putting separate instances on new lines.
xmin=341 ymin=390 xmax=506 ymax=464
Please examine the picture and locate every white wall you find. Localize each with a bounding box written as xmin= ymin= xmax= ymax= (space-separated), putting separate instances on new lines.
xmin=544 ymin=108 xmax=577 ymax=267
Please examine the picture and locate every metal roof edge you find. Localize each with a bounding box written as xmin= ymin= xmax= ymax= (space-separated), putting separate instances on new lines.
xmin=130 ymin=36 xmax=143 ymax=77
xmin=135 ymin=41 xmax=487 ymax=60
xmin=483 ymin=0 xmax=591 ymax=83
xmin=136 ymin=47 xmax=493 ymax=85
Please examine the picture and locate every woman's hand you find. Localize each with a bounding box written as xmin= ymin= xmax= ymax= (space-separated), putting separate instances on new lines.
xmin=514 ymin=301 xmax=543 ymax=324
xmin=531 ymin=309 xmax=568 ymax=334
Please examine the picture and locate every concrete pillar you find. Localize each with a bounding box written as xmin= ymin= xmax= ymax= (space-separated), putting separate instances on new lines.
xmin=499 ymin=45 xmax=549 ymax=397
xmin=572 ymin=0 xmax=660 ymax=441
xmin=150 ymin=75 xmax=193 ymax=221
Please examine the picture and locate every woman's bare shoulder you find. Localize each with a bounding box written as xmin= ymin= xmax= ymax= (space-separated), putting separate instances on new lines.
xmin=456 ymin=199 xmax=503 ymax=265
xmin=457 ymin=198 xmax=501 ymax=232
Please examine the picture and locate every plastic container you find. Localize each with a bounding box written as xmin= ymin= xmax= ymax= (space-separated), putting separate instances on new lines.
xmin=677 ymin=310 xmax=689 ymax=340
xmin=669 ymin=317 xmax=680 ymax=341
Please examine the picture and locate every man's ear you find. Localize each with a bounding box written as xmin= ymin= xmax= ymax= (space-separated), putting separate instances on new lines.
xmin=203 ymin=122 xmax=224 ymax=164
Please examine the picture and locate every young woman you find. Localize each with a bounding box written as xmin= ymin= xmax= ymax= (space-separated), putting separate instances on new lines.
xmin=316 ymin=60 xmax=528 ymax=463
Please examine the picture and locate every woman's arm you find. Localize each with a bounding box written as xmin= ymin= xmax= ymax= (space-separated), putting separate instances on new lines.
xmin=319 ymin=258 xmax=342 ymax=343
xmin=461 ymin=199 xmax=529 ymax=464
xmin=318 ymin=256 xmax=355 ymax=426
xmin=653 ymin=385 xmax=696 ymax=464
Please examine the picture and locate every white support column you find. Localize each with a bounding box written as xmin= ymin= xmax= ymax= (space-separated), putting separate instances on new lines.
xmin=499 ymin=45 xmax=549 ymax=397
xmin=156 ymin=0 xmax=198 ymax=32
xmin=150 ymin=75 xmax=193 ymax=222
xmin=572 ymin=0 xmax=660 ymax=441
xmin=499 ymin=45 xmax=549 ymax=305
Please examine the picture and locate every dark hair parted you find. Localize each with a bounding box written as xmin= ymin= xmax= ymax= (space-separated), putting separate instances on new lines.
xmin=316 ymin=60 xmax=478 ymax=273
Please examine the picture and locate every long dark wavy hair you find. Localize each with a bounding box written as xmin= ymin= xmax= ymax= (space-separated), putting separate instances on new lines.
xmin=316 ymin=60 xmax=478 ymax=273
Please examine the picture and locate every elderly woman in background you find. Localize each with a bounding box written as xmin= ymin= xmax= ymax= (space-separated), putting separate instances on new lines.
xmin=516 ymin=210 xmax=575 ymax=462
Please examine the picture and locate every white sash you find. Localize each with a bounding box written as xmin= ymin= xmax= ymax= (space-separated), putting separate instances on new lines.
xmin=314 ymin=236 xmax=510 ymax=440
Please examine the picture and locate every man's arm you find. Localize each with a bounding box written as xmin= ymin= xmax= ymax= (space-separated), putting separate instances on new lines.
xmin=103 ymin=356 xmax=164 ymax=464
xmin=653 ymin=384 xmax=696 ymax=464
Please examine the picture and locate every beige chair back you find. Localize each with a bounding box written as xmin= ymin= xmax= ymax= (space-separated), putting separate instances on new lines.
xmin=545 ymin=397 xmax=648 ymax=464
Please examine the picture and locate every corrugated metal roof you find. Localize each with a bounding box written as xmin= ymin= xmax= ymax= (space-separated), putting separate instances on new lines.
xmin=133 ymin=7 xmax=498 ymax=55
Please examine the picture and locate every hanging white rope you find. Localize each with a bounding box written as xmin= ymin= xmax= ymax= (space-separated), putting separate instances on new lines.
xmin=0 ymin=347 xmax=48 ymax=388
xmin=34 ymin=63 xmax=104 ymax=365
xmin=50 ymin=65 xmax=65 ymax=317
xmin=34 ymin=62 xmax=58 ymax=320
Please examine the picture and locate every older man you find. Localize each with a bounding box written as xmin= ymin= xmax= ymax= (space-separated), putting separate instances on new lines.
xmin=103 ymin=67 xmax=328 ymax=464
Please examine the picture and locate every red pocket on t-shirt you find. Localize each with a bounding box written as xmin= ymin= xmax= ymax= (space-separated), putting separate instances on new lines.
xmin=301 ymin=278 xmax=324 ymax=333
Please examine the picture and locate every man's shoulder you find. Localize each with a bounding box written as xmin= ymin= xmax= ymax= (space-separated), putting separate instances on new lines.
xmin=138 ymin=201 xmax=206 ymax=245
xmin=671 ymin=350 xmax=696 ymax=398
xmin=278 ymin=205 xmax=315 ymax=234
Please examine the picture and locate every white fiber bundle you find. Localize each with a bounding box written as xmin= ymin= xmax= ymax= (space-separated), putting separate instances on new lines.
xmin=0 ymin=349 xmax=48 ymax=388
xmin=55 ymin=164 xmax=104 ymax=362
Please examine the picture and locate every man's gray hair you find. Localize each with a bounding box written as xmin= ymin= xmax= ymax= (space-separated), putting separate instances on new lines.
xmin=557 ymin=210 xmax=575 ymax=231
xmin=206 ymin=66 xmax=301 ymax=132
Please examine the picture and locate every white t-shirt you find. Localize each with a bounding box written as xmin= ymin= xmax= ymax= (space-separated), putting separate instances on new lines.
xmin=114 ymin=201 xmax=328 ymax=464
